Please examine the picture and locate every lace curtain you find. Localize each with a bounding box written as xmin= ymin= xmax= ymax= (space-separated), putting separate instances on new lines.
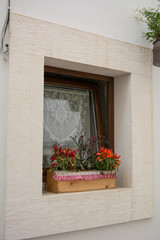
xmin=43 ymin=85 xmax=91 ymax=167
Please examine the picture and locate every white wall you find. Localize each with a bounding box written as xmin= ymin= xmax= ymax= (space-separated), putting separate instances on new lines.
xmin=11 ymin=0 xmax=158 ymax=48
xmin=0 ymin=0 xmax=160 ymax=239
xmin=0 ymin=0 xmax=8 ymax=239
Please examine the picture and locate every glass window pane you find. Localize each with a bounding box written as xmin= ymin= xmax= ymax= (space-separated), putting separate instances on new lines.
xmin=43 ymin=85 xmax=95 ymax=167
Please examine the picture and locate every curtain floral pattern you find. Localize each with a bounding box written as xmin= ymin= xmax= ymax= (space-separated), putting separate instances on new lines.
xmin=43 ymin=85 xmax=91 ymax=166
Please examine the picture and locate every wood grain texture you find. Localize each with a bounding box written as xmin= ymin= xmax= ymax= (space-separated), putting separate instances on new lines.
xmin=44 ymin=66 xmax=113 ymax=82
xmin=46 ymin=171 xmax=116 ymax=193
xmin=4 ymin=13 xmax=153 ymax=240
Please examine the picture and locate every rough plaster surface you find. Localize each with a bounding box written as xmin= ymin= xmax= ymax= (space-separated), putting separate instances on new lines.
xmin=5 ymin=13 xmax=153 ymax=240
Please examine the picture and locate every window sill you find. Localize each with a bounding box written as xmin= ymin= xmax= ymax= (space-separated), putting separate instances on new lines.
xmin=42 ymin=187 xmax=130 ymax=196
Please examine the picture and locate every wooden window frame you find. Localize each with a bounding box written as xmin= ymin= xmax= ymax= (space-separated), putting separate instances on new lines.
xmin=44 ymin=66 xmax=114 ymax=149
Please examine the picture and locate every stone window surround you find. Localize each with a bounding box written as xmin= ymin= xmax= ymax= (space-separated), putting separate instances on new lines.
xmin=5 ymin=13 xmax=153 ymax=240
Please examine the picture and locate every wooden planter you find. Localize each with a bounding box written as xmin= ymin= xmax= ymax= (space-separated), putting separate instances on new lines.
xmin=153 ymin=39 xmax=160 ymax=67
xmin=47 ymin=170 xmax=116 ymax=193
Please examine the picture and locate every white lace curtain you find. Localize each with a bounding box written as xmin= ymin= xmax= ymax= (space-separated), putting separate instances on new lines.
xmin=43 ymin=85 xmax=91 ymax=166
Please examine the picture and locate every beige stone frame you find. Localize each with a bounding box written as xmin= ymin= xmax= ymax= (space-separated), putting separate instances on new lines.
xmin=5 ymin=13 xmax=153 ymax=240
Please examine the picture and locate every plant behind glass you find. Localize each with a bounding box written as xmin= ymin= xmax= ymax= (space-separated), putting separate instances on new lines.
xmin=70 ymin=128 xmax=106 ymax=170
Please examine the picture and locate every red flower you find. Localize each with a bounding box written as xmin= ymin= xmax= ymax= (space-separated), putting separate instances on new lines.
xmin=59 ymin=150 xmax=63 ymax=156
xmin=53 ymin=144 xmax=58 ymax=153
xmin=50 ymin=161 xmax=57 ymax=167
xmin=72 ymin=150 xmax=78 ymax=157
xmin=50 ymin=155 xmax=56 ymax=162
xmin=62 ymin=148 xmax=66 ymax=154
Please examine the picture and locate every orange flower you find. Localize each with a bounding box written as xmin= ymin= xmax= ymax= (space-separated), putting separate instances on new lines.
xmin=95 ymin=147 xmax=121 ymax=171
xmin=97 ymin=148 xmax=114 ymax=159
xmin=96 ymin=156 xmax=101 ymax=162
xmin=112 ymin=153 xmax=120 ymax=160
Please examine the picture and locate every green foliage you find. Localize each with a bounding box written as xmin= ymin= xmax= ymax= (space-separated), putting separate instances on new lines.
xmin=135 ymin=0 xmax=160 ymax=42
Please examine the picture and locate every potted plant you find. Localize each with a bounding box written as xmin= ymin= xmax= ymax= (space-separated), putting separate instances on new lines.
xmin=135 ymin=0 xmax=160 ymax=67
xmin=46 ymin=129 xmax=121 ymax=193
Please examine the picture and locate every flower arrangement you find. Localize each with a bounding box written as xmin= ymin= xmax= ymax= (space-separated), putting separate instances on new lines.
xmin=95 ymin=147 xmax=121 ymax=174
xmin=50 ymin=145 xmax=78 ymax=171
xmin=49 ymin=129 xmax=121 ymax=174
xmin=47 ymin=129 xmax=121 ymax=193
xmin=134 ymin=0 xmax=160 ymax=43
xmin=70 ymin=128 xmax=106 ymax=170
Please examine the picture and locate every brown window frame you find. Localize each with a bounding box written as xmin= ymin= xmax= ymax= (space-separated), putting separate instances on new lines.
xmin=44 ymin=66 xmax=114 ymax=149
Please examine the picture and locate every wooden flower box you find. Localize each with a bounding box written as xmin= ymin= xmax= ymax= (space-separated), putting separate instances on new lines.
xmin=46 ymin=170 xmax=116 ymax=193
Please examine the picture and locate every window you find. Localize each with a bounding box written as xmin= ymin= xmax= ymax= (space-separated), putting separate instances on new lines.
xmin=6 ymin=15 xmax=153 ymax=239
xmin=43 ymin=67 xmax=114 ymax=177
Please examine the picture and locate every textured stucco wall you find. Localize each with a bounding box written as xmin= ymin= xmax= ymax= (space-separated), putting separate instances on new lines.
xmin=0 ymin=0 xmax=8 ymax=239
xmin=1 ymin=0 xmax=160 ymax=240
